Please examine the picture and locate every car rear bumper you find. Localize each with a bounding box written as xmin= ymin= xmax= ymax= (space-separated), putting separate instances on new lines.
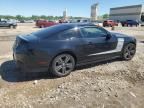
xmin=13 ymin=52 xmax=49 ymax=72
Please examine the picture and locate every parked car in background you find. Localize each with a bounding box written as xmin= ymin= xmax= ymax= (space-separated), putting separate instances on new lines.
xmin=0 ymin=20 xmax=17 ymax=29
xmin=13 ymin=23 xmax=136 ymax=77
xmin=103 ymin=20 xmax=118 ymax=27
xmin=69 ymin=19 xmax=90 ymax=23
xmin=77 ymin=19 xmax=90 ymax=23
xmin=91 ymin=20 xmax=103 ymax=26
xmin=59 ymin=19 xmax=69 ymax=23
xmin=36 ymin=20 xmax=58 ymax=28
xmin=121 ymin=20 xmax=139 ymax=27
xmin=20 ymin=20 xmax=34 ymax=23
xmin=140 ymin=21 xmax=144 ymax=26
xmin=24 ymin=20 xmax=34 ymax=23
xmin=20 ymin=20 xmax=25 ymax=23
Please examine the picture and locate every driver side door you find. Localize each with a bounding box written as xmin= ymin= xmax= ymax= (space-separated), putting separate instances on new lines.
xmin=80 ymin=26 xmax=117 ymax=62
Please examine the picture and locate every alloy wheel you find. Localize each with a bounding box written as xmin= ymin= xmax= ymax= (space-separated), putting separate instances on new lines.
xmin=123 ymin=44 xmax=136 ymax=60
xmin=52 ymin=54 xmax=75 ymax=77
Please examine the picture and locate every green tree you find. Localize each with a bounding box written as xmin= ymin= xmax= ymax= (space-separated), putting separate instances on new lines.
xmin=16 ymin=15 xmax=23 ymax=20
xmin=102 ymin=14 xmax=109 ymax=19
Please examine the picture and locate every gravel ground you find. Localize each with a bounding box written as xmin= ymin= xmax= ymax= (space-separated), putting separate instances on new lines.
xmin=0 ymin=42 xmax=144 ymax=108
xmin=0 ymin=25 xmax=144 ymax=108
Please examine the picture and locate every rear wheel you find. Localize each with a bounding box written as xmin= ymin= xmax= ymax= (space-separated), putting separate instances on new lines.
xmin=9 ymin=25 xmax=13 ymax=29
xmin=13 ymin=26 xmax=16 ymax=29
xmin=51 ymin=54 xmax=75 ymax=77
xmin=122 ymin=43 xmax=136 ymax=60
xmin=40 ymin=25 xmax=44 ymax=28
xmin=9 ymin=25 xmax=16 ymax=29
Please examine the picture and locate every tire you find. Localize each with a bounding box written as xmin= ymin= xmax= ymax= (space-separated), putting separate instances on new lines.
xmin=50 ymin=54 xmax=75 ymax=77
xmin=13 ymin=26 xmax=16 ymax=29
xmin=9 ymin=25 xmax=13 ymax=29
xmin=40 ymin=25 xmax=44 ymax=28
xmin=122 ymin=43 xmax=136 ymax=60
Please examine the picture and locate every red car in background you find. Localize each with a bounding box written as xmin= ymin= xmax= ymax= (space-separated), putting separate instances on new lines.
xmin=103 ymin=20 xmax=118 ymax=27
xmin=36 ymin=20 xmax=57 ymax=28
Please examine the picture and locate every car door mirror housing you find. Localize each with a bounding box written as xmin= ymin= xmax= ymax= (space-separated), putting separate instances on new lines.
xmin=106 ymin=33 xmax=111 ymax=40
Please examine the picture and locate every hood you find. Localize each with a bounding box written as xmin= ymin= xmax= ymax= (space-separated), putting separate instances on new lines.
xmin=111 ymin=32 xmax=132 ymax=38
xmin=110 ymin=32 xmax=136 ymax=43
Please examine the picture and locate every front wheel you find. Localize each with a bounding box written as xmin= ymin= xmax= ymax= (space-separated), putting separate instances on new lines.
xmin=40 ymin=25 xmax=44 ymax=28
xmin=9 ymin=25 xmax=13 ymax=29
xmin=50 ymin=54 xmax=75 ymax=77
xmin=122 ymin=43 xmax=136 ymax=60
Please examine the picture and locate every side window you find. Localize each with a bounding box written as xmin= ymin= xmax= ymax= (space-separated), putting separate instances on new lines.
xmin=59 ymin=30 xmax=80 ymax=39
xmin=1 ymin=21 xmax=6 ymax=23
xmin=80 ymin=27 xmax=107 ymax=38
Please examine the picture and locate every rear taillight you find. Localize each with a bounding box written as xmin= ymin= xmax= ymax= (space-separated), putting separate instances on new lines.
xmin=16 ymin=38 xmax=28 ymax=47
xmin=13 ymin=36 xmax=29 ymax=53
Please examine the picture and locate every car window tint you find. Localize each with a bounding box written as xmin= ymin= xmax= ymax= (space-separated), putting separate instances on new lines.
xmin=59 ymin=30 xmax=79 ymax=39
xmin=1 ymin=21 xmax=6 ymax=23
xmin=33 ymin=24 xmax=71 ymax=38
xmin=80 ymin=27 xmax=107 ymax=38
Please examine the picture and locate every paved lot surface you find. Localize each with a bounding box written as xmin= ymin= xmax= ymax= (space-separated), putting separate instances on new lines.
xmin=0 ymin=23 xmax=39 ymax=37
xmin=0 ymin=24 xmax=144 ymax=108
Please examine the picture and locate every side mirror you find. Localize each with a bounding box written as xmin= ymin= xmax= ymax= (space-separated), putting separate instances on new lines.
xmin=106 ymin=33 xmax=111 ymax=40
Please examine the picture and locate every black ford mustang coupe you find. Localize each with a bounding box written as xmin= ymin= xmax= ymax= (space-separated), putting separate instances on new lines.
xmin=13 ymin=23 xmax=136 ymax=77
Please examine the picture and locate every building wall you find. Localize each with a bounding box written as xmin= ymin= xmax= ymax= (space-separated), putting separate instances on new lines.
xmin=141 ymin=6 xmax=144 ymax=22
xmin=63 ymin=8 xmax=67 ymax=20
xmin=110 ymin=5 xmax=143 ymax=21
xmin=110 ymin=15 xmax=141 ymax=21
xmin=91 ymin=3 xmax=98 ymax=21
xmin=142 ymin=5 xmax=144 ymax=13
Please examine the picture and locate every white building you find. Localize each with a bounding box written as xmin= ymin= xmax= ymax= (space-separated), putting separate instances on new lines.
xmin=110 ymin=4 xmax=144 ymax=22
xmin=91 ymin=3 xmax=98 ymax=21
xmin=63 ymin=8 xmax=67 ymax=20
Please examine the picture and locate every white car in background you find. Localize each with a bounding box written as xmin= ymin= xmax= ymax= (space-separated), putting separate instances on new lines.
xmin=140 ymin=22 xmax=144 ymax=26
xmin=69 ymin=19 xmax=90 ymax=23
xmin=24 ymin=20 xmax=34 ymax=23
xmin=91 ymin=21 xmax=103 ymax=27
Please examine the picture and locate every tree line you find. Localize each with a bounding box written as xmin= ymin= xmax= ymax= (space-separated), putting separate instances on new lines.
xmin=0 ymin=14 xmax=109 ymax=21
xmin=0 ymin=15 xmax=86 ymax=21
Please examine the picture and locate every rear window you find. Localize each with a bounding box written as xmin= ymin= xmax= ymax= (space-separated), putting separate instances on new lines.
xmin=33 ymin=24 xmax=72 ymax=38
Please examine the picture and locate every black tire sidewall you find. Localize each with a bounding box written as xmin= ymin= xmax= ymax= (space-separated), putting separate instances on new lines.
xmin=13 ymin=26 xmax=16 ymax=29
xmin=51 ymin=54 xmax=75 ymax=77
xmin=122 ymin=43 xmax=136 ymax=60
xmin=9 ymin=25 xmax=13 ymax=29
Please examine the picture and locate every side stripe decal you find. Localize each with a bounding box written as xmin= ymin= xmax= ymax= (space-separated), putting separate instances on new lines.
xmin=88 ymin=38 xmax=124 ymax=56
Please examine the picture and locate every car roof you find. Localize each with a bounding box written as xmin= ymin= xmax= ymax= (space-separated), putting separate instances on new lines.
xmin=58 ymin=23 xmax=97 ymax=28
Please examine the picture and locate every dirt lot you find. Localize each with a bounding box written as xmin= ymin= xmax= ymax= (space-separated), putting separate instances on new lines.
xmin=0 ymin=24 xmax=144 ymax=108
